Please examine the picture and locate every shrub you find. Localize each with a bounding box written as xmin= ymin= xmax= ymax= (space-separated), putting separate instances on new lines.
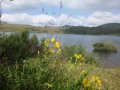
xmin=93 ymin=41 xmax=117 ymax=52
xmin=0 ymin=31 xmax=39 ymax=63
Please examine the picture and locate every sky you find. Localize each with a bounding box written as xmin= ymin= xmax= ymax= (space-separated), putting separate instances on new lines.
xmin=1 ymin=0 xmax=120 ymax=26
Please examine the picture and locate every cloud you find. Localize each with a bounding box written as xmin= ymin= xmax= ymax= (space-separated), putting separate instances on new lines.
xmin=2 ymin=0 xmax=40 ymax=11
xmin=2 ymin=0 xmax=60 ymax=11
xmin=2 ymin=12 xmax=120 ymax=26
xmin=2 ymin=0 xmax=120 ymax=11
xmin=86 ymin=12 xmax=120 ymax=26
xmin=64 ymin=0 xmax=120 ymax=11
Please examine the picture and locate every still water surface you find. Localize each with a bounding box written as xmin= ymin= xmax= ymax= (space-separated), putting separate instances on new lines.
xmin=32 ymin=33 xmax=120 ymax=67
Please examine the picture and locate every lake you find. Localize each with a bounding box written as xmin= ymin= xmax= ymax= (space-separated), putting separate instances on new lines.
xmin=1 ymin=32 xmax=120 ymax=67
xmin=32 ymin=33 xmax=120 ymax=68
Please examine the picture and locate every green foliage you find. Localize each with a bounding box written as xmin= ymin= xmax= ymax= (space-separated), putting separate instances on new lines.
xmin=0 ymin=30 xmax=39 ymax=63
xmin=0 ymin=58 xmax=100 ymax=90
xmin=0 ymin=32 xmax=102 ymax=90
xmin=93 ymin=42 xmax=117 ymax=52
xmin=63 ymin=23 xmax=120 ymax=35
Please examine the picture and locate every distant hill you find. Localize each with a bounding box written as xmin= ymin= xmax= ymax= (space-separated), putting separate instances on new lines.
xmin=0 ymin=23 xmax=62 ymax=33
xmin=98 ymin=23 xmax=120 ymax=28
xmin=63 ymin=23 xmax=120 ymax=35
xmin=0 ymin=23 xmax=120 ymax=35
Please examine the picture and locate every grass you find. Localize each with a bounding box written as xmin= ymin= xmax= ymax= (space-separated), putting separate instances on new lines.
xmin=0 ymin=23 xmax=63 ymax=33
xmin=91 ymin=67 xmax=120 ymax=90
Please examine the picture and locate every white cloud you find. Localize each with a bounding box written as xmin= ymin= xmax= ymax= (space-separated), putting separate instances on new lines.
xmin=2 ymin=0 xmax=40 ymax=11
xmin=2 ymin=0 xmax=120 ymax=11
xmin=65 ymin=0 xmax=120 ymax=11
xmin=2 ymin=0 xmax=60 ymax=11
xmin=2 ymin=12 xmax=120 ymax=26
xmin=86 ymin=12 xmax=120 ymax=26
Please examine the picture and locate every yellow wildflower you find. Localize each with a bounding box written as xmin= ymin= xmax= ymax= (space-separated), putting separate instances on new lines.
xmin=90 ymin=76 xmax=102 ymax=87
xmin=37 ymin=50 xmax=40 ymax=56
xmin=90 ymin=76 xmax=96 ymax=82
xmin=51 ymin=37 xmax=56 ymax=43
xmin=97 ymin=79 xmax=102 ymax=86
xmin=74 ymin=53 xmax=84 ymax=61
xmin=55 ymin=41 xmax=61 ymax=48
xmin=83 ymin=78 xmax=90 ymax=87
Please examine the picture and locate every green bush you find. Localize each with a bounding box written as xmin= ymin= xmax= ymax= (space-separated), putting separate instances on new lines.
xmin=0 ymin=31 xmax=39 ymax=63
xmin=93 ymin=42 xmax=117 ymax=52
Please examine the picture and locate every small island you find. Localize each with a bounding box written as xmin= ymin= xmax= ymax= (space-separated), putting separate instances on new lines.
xmin=93 ymin=42 xmax=117 ymax=52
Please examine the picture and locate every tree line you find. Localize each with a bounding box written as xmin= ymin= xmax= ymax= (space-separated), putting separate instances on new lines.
xmin=63 ymin=23 xmax=120 ymax=35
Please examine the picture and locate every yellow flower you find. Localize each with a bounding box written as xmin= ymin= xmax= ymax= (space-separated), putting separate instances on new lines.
xmin=97 ymin=79 xmax=102 ymax=86
xmin=90 ymin=76 xmax=96 ymax=82
xmin=83 ymin=78 xmax=90 ymax=87
xmin=74 ymin=53 xmax=84 ymax=61
xmin=51 ymin=37 xmax=56 ymax=43
xmin=55 ymin=41 xmax=61 ymax=48
xmin=37 ymin=50 xmax=40 ymax=56
xmin=90 ymin=76 xmax=102 ymax=86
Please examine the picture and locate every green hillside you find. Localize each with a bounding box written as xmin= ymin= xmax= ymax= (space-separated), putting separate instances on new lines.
xmin=63 ymin=23 xmax=120 ymax=35
xmin=0 ymin=23 xmax=62 ymax=33
xmin=98 ymin=23 xmax=120 ymax=28
xmin=0 ymin=23 xmax=120 ymax=35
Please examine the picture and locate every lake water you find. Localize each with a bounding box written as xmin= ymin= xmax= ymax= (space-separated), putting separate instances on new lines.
xmin=32 ymin=33 xmax=120 ymax=68
xmin=1 ymin=32 xmax=120 ymax=67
